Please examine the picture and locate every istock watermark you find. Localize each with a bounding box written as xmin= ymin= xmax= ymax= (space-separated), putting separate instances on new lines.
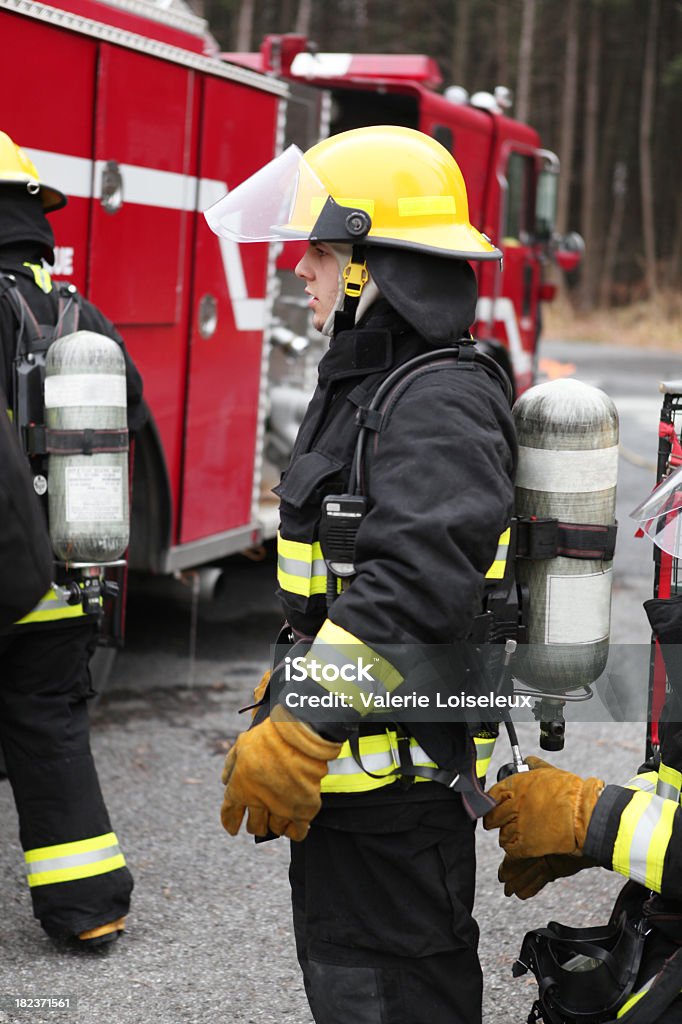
xmin=282 ymin=655 xmax=532 ymax=713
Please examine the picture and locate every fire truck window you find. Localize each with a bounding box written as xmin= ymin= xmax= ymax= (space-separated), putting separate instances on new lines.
xmin=432 ymin=125 xmax=454 ymax=153
xmin=504 ymin=152 xmax=533 ymax=244
xmin=330 ymin=90 xmax=419 ymax=134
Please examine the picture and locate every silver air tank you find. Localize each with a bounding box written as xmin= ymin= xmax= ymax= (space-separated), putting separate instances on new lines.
xmin=513 ymin=378 xmax=619 ymax=695
xmin=45 ymin=330 xmax=129 ymax=562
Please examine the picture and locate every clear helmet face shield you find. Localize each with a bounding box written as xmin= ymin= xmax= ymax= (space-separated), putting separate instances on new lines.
xmin=203 ymin=144 xmax=364 ymax=244
xmin=630 ymin=463 xmax=682 ymax=557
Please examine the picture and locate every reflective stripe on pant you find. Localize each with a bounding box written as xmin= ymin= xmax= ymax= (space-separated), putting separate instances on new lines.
xmin=290 ymin=797 xmax=482 ymax=1024
xmin=0 ymin=624 xmax=133 ymax=937
xmin=25 ymin=832 xmax=126 ymax=887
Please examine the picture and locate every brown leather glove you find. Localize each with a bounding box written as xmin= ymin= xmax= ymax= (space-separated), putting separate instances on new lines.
xmin=483 ymin=756 xmax=604 ymax=858
xmin=220 ymin=704 xmax=342 ymax=842
xmin=250 ymin=669 xmax=271 ymax=719
xmin=498 ymin=851 xmax=598 ymax=899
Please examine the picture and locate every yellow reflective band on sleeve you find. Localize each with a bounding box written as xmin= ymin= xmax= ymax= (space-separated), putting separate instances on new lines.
xmin=301 ymin=619 xmax=404 ymax=714
xmin=657 ymin=761 xmax=682 ymax=802
xmin=485 ymin=528 xmax=510 ymax=581
xmin=612 ymin=791 xmax=677 ymax=892
xmin=25 ymin=832 xmax=126 ymax=888
xmin=474 ymin=735 xmax=497 ymax=778
xmin=398 ymin=195 xmax=456 ymax=218
xmin=277 ymin=533 xmax=328 ymax=598
xmin=624 ymin=771 xmax=658 ymax=794
xmin=321 ymin=732 xmax=437 ymax=793
xmin=15 ymin=586 xmax=96 ymax=625
xmin=22 ymin=261 xmax=52 ymax=293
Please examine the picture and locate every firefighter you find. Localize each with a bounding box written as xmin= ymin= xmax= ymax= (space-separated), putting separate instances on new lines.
xmin=484 ymin=596 xmax=682 ymax=1020
xmin=206 ymin=125 xmax=517 ymax=1023
xmin=0 ymin=131 xmax=144 ymax=946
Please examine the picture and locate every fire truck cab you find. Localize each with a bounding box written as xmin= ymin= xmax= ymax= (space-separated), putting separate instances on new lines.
xmin=227 ymin=34 xmax=564 ymax=400
xmin=0 ymin=0 xmax=567 ymax=597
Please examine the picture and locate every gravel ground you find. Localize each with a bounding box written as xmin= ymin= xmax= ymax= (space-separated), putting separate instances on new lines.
xmin=0 ymin=664 xmax=646 ymax=1024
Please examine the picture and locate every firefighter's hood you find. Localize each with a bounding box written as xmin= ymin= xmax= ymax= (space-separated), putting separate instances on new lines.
xmin=365 ymin=247 xmax=477 ymax=346
xmin=0 ymin=187 xmax=56 ymax=264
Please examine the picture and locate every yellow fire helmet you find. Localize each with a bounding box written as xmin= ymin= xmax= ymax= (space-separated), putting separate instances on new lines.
xmin=204 ymin=124 xmax=501 ymax=261
xmin=0 ymin=131 xmax=67 ymax=212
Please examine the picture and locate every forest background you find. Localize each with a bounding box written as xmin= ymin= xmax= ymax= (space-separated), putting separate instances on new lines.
xmin=194 ymin=0 xmax=681 ymax=346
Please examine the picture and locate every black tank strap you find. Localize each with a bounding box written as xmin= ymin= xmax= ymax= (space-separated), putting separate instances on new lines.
xmin=0 ymin=276 xmax=45 ymax=355
xmin=55 ymin=282 xmax=80 ymax=337
xmin=349 ymin=342 xmax=512 ymax=494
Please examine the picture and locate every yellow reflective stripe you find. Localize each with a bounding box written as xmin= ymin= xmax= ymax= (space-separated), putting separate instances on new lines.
xmin=25 ymin=832 xmax=126 ymax=888
xmin=321 ymin=733 xmax=437 ymax=793
xmin=612 ymin=791 xmax=676 ymax=891
xmin=318 ymin=619 xmax=403 ymax=692
xmin=624 ymin=771 xmax=658 ymax=794
xmin=16 ymin=587 xmax=93 ymax=625
xmin=277 ymin=567 xmax=328 ymax=597
xmin=22 ymin=261 xmax=52 ymax=293
xmin=277 ymin=533 xmax=327 ymax=597
xmin=277 ymin=534 xmax=324 ymax=564
xmin=301 ymin=619 xmax=404 ymax=714
xmin=321 ymin=731 xmax=492 ymax=793
xmin=398 ymin=195 xmax=456 ymax=217
xmin=657 ymin=761 xmax=682 ymax=802
xmin=485 ymin=528 xmax=510 ymax=580
xmin=474 ymin=735 xmax=496 ymax=778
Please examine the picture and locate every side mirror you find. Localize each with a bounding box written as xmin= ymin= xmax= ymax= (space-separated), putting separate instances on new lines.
xmin=554 ymin=231 xmax=585 ymax=273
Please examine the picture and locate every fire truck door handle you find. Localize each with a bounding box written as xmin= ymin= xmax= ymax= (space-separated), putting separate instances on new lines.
xmin=198 ymin=294 xmax=218 ymax=339
xmin=100 ymin=161 xmax=124 ymax=214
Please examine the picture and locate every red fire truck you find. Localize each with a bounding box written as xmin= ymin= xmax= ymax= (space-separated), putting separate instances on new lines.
xmin=0 ymin=0 xmax=573 ymax=588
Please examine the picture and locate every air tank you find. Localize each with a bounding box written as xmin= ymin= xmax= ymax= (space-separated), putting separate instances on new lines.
xmin=513 ymin=377 xmax=619 ymax=692
xmin=44 ymin=330 xmax=129 ymax=562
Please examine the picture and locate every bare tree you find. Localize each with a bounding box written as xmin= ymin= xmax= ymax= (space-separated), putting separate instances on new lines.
xmin=495 ymin=0 xmax=510 ymax=87
xmin=234 ymin=0 xmax=255 ymax=51
xmin=516 ymin=0 xmax=536 ymax=122
xmin=599 ymin=162 xmax=628 ymax=308
xmin=640 ymin=0 xmax=659 ymax=299
xmin=451 ymin=0 xmax=470 ymax=83
xmin=555 ymin=0 xmax=578 ymax=236
xmin=578 ymin=1 xmax=601 ymax=311
xmin=295 ymin=0 xmax=312 ymax=36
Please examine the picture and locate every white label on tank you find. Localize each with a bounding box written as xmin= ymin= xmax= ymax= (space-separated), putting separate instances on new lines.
xmin=517 ymin=445 xmax=619 ymax=492
xmin=45 ymin=374 xmax=126 ymax=408
xmin=545 ymin=570 xmax=612 ymax=644
xmin=65 ymin=466 xmax=123 ymax=522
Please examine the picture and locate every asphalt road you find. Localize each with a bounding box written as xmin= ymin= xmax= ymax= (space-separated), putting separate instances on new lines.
xmin=2 ymin=339 xmax=682 ymax=1024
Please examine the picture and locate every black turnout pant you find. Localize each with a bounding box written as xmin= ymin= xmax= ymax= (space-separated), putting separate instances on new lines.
xmin=290 ymin=792 xmax=482 ymax=1024
xmin=0 ymin=623 xmax=132 ymax=937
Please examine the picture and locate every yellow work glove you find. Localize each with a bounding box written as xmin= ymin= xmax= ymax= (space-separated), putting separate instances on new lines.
xmin=220 ymin=704 xmax=342 ymax=842
xmin=498 ymin=851 xmax=598 ymax=900
xmin=250 ymin=669 xmax=271 ymax=719
xmin=483 ymin=756 xmax=604 ymax=859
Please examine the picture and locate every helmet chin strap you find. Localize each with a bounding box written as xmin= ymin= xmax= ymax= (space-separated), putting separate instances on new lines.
xmin=333 ymin=244 xmax=368 ymax=334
